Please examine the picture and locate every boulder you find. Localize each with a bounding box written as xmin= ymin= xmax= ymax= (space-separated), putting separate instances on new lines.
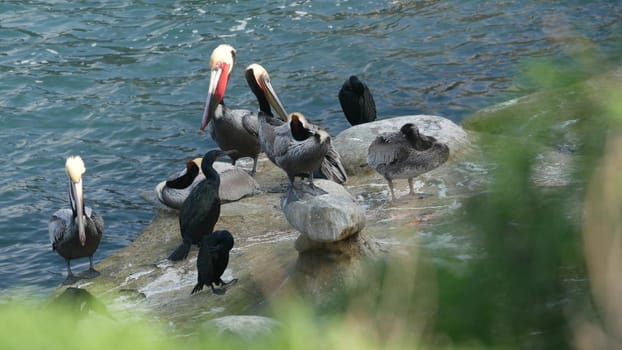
xmin=333 ymin=115 xmax=470 ymax=176
xmin=213 ymin=161 xmax=260 ymax=202
xmin=282 ymin=179 xmax=366 ymax=243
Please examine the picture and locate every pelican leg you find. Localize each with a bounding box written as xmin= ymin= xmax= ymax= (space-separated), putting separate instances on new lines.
xmin=408 ymin=178 xmax=415 ymax=195
xmin=286 ymin=176 xmax=297 ymax=197
xmin=387 ymin=179 xmax=396 ymax=201
xmin=250 ymin=157 xmax=258 ymax=177
xmin=62 ymin=259 xmax=79 ymax=285
xmin=80 ymin=256 xmax=100 ymax=279
xmin=303 ymin=172 xmax=327 ymax=196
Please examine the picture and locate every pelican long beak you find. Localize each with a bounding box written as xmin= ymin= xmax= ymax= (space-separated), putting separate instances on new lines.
xmin=201 ymin=63 xmax=231 ymax=132
xmin=258 ymin=74 xmax=288 ymax=121
xmin=70 ymin=179 xmax=86 ymax=246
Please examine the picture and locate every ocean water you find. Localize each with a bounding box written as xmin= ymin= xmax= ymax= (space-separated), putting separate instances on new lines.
xmin=0 ymin=0 xmax=620 ymax=296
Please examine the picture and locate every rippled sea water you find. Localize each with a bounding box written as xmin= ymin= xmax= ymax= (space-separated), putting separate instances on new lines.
xmin=1 ymin=0 xmax=620 ymax=295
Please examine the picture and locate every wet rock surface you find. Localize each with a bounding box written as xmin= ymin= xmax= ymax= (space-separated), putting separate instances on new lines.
xmin=202 ymin=315 xmax=281 ymax=338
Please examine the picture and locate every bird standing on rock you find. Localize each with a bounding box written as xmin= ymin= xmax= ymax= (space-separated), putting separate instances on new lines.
xmin=48 ymin=156 xmax=104 ymax=285
xmin=192 ymin=230 xmax=237 ymax=295
xmin=273 ymin=112 xmax=333 ymax=196
xmin=244 ymin=63 xmax=348 ymax=187
xmin=338 ymin=75 xmax=377 ymax=126
xmin=201 ymin=44 xmax=261 ymax=176
xmin=168 ymin=149 xmax=232 ymax=261
xmin=367 ymin=123 xmax=450 ymax=200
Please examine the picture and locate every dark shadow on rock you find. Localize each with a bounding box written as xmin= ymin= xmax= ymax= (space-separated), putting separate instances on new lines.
xmin=289 ymin=233 xmax=380 ymax=304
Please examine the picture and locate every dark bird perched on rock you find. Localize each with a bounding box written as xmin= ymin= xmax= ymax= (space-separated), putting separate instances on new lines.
xmin=168 ymin=149 xmax=232 ymax=261
xmin=48 ymin=156 xmax=104 ymax=285
xmin=192 ymin=230 xmax=237 ymax=295
xmin=367 ymin=123 xmax=449 ymax=200
xmin=245 ymin=63 xmax=348 ymax=186
xmin=338 ymin=75 xmax=377 ymax=126
xmin=201 ymin=44 xmax=261 ymax=175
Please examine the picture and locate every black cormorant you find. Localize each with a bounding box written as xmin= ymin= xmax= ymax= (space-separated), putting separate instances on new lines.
xmin=191 ymin=230 xmax=237 ymax=295
xmin=167 ymin=149 xmax=231 ymax=261
xmin=338 ymin=75 xmax=377 ymax=126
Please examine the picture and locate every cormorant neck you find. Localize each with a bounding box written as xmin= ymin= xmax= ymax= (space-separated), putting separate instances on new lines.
xmin=201 ymin=160 xmax=220 ymax=180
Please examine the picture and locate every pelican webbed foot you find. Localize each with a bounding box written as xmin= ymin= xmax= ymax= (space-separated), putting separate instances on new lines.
xmin=285 ymin=181 xmax=328 ymax=203
xmin=79 ymin=268 xmax=100 ymax=279
xmin=302 ymin=182 xmax=327 ymax=196
xmin=62 ymin=274 xmax=80 ymax=286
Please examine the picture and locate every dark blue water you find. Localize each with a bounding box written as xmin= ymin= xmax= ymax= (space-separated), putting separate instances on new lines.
xmin=1 ymin=0 xmax=620 ymax=296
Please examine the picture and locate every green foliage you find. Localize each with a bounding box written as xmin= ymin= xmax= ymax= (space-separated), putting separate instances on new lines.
xmin=0 ymin=302 xmax=173 ymax=350
xmin=432 ymin=54 xmax=620 ymax=348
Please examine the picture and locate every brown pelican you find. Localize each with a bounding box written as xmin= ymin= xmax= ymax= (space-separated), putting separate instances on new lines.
xmin=201 ymin=44 xmax=261 ymax=175
xmin=168 ymin=149 xmax=232 ymax=261
xmin=273 ymin=112 xmax=333 ymax=195
xmin=243 ymin=63 xmax=287 ymax=164
xmin=192 ymin=230 xmax=237 ymax=295
xmin=155 ymin=157 xmax=259 ymax=209
xmin=48 ymin=156 xmax=104 ymax=285
xmin=244 ymin=63 xmax=348 ymax=186
xmin=367 ymin=123 xmax=450 ymax=200
xmin=155 ymin=158 xmax=204 ymax=210
xmin=338 ymin=75 xmax=377 ymax=125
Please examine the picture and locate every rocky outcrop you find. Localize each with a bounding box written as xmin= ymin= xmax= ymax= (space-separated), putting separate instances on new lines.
xmin=56 ymin=113 xmax=488 ymax=334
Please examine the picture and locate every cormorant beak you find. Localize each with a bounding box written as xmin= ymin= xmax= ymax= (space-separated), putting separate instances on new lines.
xmin=201 ymin=62 xmax=231 ymax=132
xmin=70 ymin=179 xmax=86 ymax=246
xmin=257 ymin=74 xmax=288 ymax=122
